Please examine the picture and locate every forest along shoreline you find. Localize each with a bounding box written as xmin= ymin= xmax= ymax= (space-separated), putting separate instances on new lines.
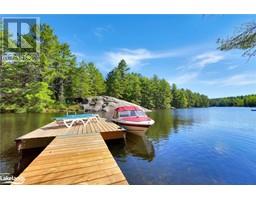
xmin=0 ymin=24 xmax=209 ymax=114
xmin=1 ymin=23 xmax=255 ymax=114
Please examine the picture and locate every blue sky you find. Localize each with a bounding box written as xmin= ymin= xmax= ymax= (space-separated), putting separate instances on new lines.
xmin=3 ymin=15 xmax=256 ymax=98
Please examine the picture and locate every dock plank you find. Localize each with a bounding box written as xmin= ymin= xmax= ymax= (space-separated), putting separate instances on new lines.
xmin=13 ymin=133 xmax=128 ymax=185
xmin=16 ymin=118 xmax=125 ymax=140
xmin=16 ymin=117 xmax=125 ymax=150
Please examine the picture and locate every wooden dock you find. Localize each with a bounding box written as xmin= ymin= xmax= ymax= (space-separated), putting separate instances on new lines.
xmin=12 ymin=117 xmax=128 ymax=185
xmin=16 ymin=117 xmax=126 ymax=151
xmin=13 ymin=134 xmax=127 ymax=184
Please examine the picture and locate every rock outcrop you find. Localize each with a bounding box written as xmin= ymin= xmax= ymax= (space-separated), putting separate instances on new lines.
xmin=80 ymin=96 xmax=151 ymax=119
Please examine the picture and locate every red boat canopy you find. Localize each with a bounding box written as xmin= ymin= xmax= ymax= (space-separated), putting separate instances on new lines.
xmin=115 ymin=106 xmax=142 ymax=112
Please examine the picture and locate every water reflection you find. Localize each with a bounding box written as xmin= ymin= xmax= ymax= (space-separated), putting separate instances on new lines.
xmin=125 ymin=134 xmax=155 ymax=161
xmin=0 ymin=113 xmax=59 ymax=176
xmin=0 ymin=113 xmax=59 ymax=154
xmin=2 ymin=108 xmax=255 ymax=184
xmin=108 ymin=109 xmax=196 ymax=162
xmin=107 ymin=134 xmax=155 ymax=162
xmin=147 ymin=109 xmax=194 ymax=141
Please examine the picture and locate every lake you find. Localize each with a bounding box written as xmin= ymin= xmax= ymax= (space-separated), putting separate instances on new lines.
xmin=0 ymin=113 xmax=61 ymax=177
xmin=1 ymin=107 xmax=256 ymax=184
xmin=107 ymin=107 xmax=256 ymax=184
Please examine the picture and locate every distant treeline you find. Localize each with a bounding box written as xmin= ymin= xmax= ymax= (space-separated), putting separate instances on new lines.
xmin=105 ymin=60 xmax=209 ymax=109
xmin=210 ymin=94 xmax=256 ymax=107
xmin=0 ymin=23 xmax=209 ymax=113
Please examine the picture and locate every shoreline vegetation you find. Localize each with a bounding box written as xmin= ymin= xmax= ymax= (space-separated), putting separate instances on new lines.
xmin=0 ymin=23 xmax=209 ymax=113
xmin=210 ymin=94 xmax=256 ymax=107
xmin=0 ymin=23 xmax=255 ymax=114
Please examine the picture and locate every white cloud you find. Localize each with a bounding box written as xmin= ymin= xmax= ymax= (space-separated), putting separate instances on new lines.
xmin=227 ymin=65 xmax=239 ymax=70
xmin=104 ymin=48 xmax=177 ymax=68
xmin=170 ymin=51 xmax=225 ymax=86
xmin=192 ymin=51 xmax=224 ymax=69
xmin=177 ymin=51 xmax=225 ymax=72
xmin=223 ymin=73 xmax=256 ymax=86
xmin=168 ymin=72 xmax=199 ymax=85
xmin=204 ymin=72 xmax=256 ymax=86
xmin=94 ymin=25 xmax=112 ymax=40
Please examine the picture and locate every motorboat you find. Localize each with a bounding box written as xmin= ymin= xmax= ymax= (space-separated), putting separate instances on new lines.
xmin=112 ymin=106 xmax=155 ymax=135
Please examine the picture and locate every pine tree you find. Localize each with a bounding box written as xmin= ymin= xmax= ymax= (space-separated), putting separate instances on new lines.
xmin=123 ymin=73 xmax=142 ymax=104
xmin=71 ymin=62 xmax=91 ymax=98
xmin=171 ymin=83 xmax=179 ymax=108
xmin=85 ymin=63 xmax=106 ymax=96
xmin=106 ymin=59 xmax=129 ymax=98
xmin=140 ymin=77 xmax=155 ymax=109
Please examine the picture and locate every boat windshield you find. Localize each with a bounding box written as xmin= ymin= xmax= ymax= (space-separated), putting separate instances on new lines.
xmin=119 ymin=110 xmax=146 ymax=117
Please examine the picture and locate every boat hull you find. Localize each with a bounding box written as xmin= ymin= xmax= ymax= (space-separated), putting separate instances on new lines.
xmin=112 ymin=120 xmax=154 ymax=136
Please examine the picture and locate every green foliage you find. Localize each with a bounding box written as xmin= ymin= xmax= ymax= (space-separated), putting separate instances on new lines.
xmin=24 ymin=82 xmax=54 ymax=112
xmin=106 ymin=59 xmax=129 ymax=98
xmin=122 ymin=73 xmax=142 ymax=105
xmin=71 ymin=62 xmax=91 ymax=98
xmin=0 ymin=62 xmax=26 ymax=112
xmin=86 ymin=63 xmax=106 ymax=96
xmin=218 ymin=21 xmax=256 ymax=58
xmin=170 ymin=84 xmax=209 ymax=108
xmin=171 ymin=83 xmax=179 ymax=108
xmin=150 ymin=76 xmax=172 ymax=109
xmin=210 ymin=94 xmax=256 ymax=107
xmin=106 ymin=65 xmax=173 ymax=109
xmin=41 ymin=26 xmax=75 ymax=102
xmin=0 ymin=21 xmax=3 ymax=56
xmin=140 ymin=77 xmax=155 ymax=109
xmin=0 ymin=23 xmax=108 ymax=113
xmin=70 ymin=62 xmax=106 ymax=99
xmin=176 ymin=90 xmax=188 ymax=108
xmin=0 ymin=22 xmax=211 ymax=113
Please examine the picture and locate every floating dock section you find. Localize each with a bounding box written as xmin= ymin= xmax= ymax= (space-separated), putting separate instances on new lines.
xmin=16 ymin=118 xmax=126 ymax=151
xmin=12 ymin=117 xmax=128 ymax=185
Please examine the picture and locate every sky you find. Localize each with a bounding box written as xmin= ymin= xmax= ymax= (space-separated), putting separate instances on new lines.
xmin=3 ymin=14 xmax=256 ymax=98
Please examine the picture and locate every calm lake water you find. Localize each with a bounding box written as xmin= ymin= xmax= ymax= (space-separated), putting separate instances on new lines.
xmin=107 ymin=107 xmax=256 ymax=184
xmin=0 ymin=113 xmax=61 ymax=177
xmin=1 ymin=107 xmax=256 ymax=184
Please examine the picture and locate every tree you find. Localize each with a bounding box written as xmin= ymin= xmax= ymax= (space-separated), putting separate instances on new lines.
xmin=85 ymin=63 xmax=106 ymax=96
xmin=0 ymin=62 xmax=25 ymax=112
xmin=140 ymin=77 xmax=155 ymax=109
xmin=185 ymin=89 xmax=194 ymax=107
xmin=117 ymin=59 xmax=129 ymax=79
xmin=170 ymin=84 xmax=209 ymax=108
xmin=154 ymin=78 xmax=172 ymax=109
xmin=123 ymin=73 xmax=142 ymax=105
xmin=0 ymin=22 xmax=211 ymax=113
xmin=24 ymin=82 xmax=54 ymax=112
xmin=71 ymin=61 xmax=90 ymax=98
xmin=171 ymin=83 xmax=179 ymax=108
xmin=217 ymin=21 xmax=256 ymax=58
xmin=0 ymin=21 xmax=3 ymax=62
xmin=176 ymin=89 xmax=188 ymax=108
xmin=0 ymin=23 xmax=76 ymax=112
xmin=49 ymin=43 xmax=75 ymax=102
xmin=106 ymin=59 xmax=129 ymax=98
xmin=210 ymin=94 xmax=256 ymax=107
xmin=37 ymin=25 xmax=76 ymax=102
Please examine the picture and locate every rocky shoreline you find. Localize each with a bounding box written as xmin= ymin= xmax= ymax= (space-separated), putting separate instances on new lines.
xmin=80 ymin=96 xmax=151 ymax=118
